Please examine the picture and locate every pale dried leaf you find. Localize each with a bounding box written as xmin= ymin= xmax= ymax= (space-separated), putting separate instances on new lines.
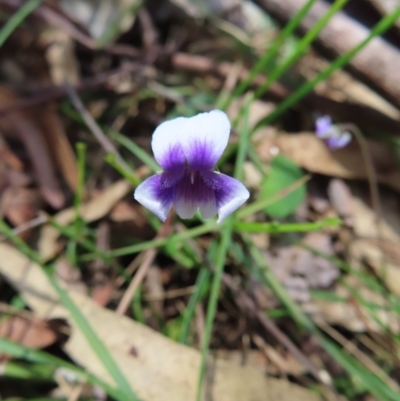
xmin=1 ymin=188 xmax=42 ymax=227
xmin=312 ymin=275 xmax=400 ymax=333
xmin=0 ymin=243 xmax=321 ymax=401
xmin=38 ymin=180 xmax=132 ymax=262
xmin=255 ymin=133 xmax=400 ymax=191
xmin=351 ymin=186 xmax=400 ymax=241
xmin=327 ymin=178 xmax=353 ymax=225
xmin=350 ymin=239 xmax=400 ymax=297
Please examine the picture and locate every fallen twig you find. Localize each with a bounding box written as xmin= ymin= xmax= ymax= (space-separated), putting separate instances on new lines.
xmin=116 ymin=213 xmax=174 ymax=316
xmin=254 ymin=0 xmax=400 ymax=109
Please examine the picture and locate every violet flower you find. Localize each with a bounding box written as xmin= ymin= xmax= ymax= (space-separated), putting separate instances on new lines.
xmin=134 ymin=110 xmax=250 ymax=223
xmin=315 ymin=115 xmax=351 ymax=150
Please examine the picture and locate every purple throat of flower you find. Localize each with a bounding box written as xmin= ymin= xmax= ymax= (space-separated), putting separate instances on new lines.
xmin=134 ymin=110 xmax=250 ymax=224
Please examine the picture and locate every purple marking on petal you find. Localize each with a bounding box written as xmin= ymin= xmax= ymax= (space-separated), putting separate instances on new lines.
xmin=174 ymin=170 xmax=216 ymax=219
xmin=315 ymin=115 xmax=332 ymax=138
xmin=151 ymin=118 xmax=187 ymax=171
xmin=201 ymin=172 xmax=250 ymax=223
xmin=180 ymin=110 xmax=231 ymax=171
xmin=183 ymin=139 xmax=219 ymax=171
xmin=159 ymin=144 xmax=186 ymax=171
xmin=134 ymin=171 xmax=183 ymax=221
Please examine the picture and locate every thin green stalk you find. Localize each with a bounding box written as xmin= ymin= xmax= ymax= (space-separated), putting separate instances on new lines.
xmin=112 ymin=130 xmax=160 ymax=172
xmin=237 ymin=174 xmax=311 ymax=219
xmin=0 ymin=221 xmax=140 ymax=401
xmin=105 ymin=153 xmax=140 ymax=185
xmin=80 ymin=175 xmax=310 ymax=262
xmin=254 ymin=0 xmax=348 ymax=100
xmin=74 ymin=143 xmax=86 ymax=211
xmin=233 ymin=96 xmax=251 ymax=180
xmin=68 ymin=143 xmax=87 ymax=266
xmin=0 ymin=337 xmax=128 ymax=401
xmin=234 ymin=218 xmax=341 ymax=233
xmin=196 ymin=219 xmax=233 ymax=401
xmin=0 ymin=0 xmax=43 ymax=47
xmin=178 ymin=266 xmax=211 ymax=344
xmin=81 ymin=221 xmax=217 ymax=261
xmin=2 ymin=361 xmax=55 ymax=381
xmin=254 ymin=6 xmax=400 ymax=131
xmin=219 ymin=0 xmax=318 ymax=111
xmin=196 ymin=100 xmax=251 ymax=400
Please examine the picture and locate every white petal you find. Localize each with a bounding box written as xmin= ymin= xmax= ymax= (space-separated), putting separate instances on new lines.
xmin=217 ymin=183 xmax=249 ymax=223
xmin=180 ymin=110 xmax=231 ymax=170
xmin=134 ymin=174 xmax=174 ymax=221
xmin=198 ymin=197 xmax=218 ymax=219
xmin=174 ymin=197 xmax=198 ymax=219
xmin=200 ymin=172 xmax=250 ymax=223
xmin=151 ymin=118 xmax=186 ymax=170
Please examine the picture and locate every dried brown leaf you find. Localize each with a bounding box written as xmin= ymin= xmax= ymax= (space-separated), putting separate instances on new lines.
xmin=0 ymin=86 xmax=65 ymax=208
xmin=1 ymin=187 xmax=42 ymax=228
xmin=39 ymin=104 xmax=78 ymax=192
xmin=0 ymin=315 xmax=57 ymax=350
xmin=255 ymin=133 xmax=400 ymax=191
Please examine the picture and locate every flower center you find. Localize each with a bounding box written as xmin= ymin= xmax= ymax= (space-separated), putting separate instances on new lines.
xmin=189 ymin=169 xmax=196 ymax=185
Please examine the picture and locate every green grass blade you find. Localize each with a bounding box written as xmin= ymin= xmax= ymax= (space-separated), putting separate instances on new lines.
xmin=196 ymin=218 xmax=233 ymax=401
xmin=79 ymin=173 xmax=312 ymax=262
xmin=254 ymin=6 xmax=400 ymax=131
xmin=196 ymin=99 xmax=251 ymax=400
xmin=0 ymin=221 xmax=140 ymax=401
xmin=105 ymin=153 xmax=140 ymax=185
xmin=178 ymin=266 xmax=211 ymax=344
xmin=223 ymin=0 xmax=318 ymax=107
xmin=80 ymin=222 xmax=216 ymax=260
xmin=0 ymin=337 xmax=129 ymax=401
xmin=234 ymin=218 xmax=342 ymax=233
xmin=254 ymin=0 xmax=349 ymax=100
xmin=0 ymin=0 xmax=43 ymax=47
xmin=112 ymin=130 xmax=160 ymax=172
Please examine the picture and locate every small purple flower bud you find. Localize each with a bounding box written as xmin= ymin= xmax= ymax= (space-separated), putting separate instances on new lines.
xmin=315 ymin=115 xmax=351 ymax=150
xmin=315 ymin=115 xmax=333 ymax=138
xmin=134 ymin=110 xmax=250 ymax=224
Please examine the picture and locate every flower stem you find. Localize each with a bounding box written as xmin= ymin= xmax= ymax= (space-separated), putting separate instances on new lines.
xmin=196 ymin=218 xmax=233 ymax=401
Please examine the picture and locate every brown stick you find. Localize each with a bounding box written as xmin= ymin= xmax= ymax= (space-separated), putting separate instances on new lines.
xmin=116 ymin=213 xmax=174 ymax=316
xmin=366 ymin=0 xmax=400 ymax=34
xmin=0 ymin=0 xmax=141 ymax=58
xmin=0 ymin=64 xmax=142 ymax=118
xmin=254 ymin=0 xmax=400 ymax=109
xmin=171 ymin=52 xmax=289 ymax=100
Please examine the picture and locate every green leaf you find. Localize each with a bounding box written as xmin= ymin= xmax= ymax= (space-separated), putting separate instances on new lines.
xmin=261 ymin=155 xmax=306 ymax=218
